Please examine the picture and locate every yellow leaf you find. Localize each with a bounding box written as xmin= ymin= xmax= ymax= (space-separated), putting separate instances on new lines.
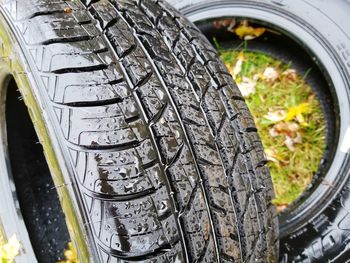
xmin=235 ymin=25 xmax=266 ymax=40
xmin=285 ymin=103 xmax=310 ymax=123
xmin=0 ymin=235 xmax=21 ymax=262
xmin=57 ymin=242 xmax=77 ymax=263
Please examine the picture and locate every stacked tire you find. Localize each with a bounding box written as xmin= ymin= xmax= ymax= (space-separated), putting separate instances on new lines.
xmin=169 ymin=0 xmax=350 ymax=262
xmin=0 ymin=0 xmax=277 ymax=262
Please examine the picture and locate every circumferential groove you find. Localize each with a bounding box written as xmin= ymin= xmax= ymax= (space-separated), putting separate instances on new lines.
xmin=110 ymin=2 xmax=222 ymax=262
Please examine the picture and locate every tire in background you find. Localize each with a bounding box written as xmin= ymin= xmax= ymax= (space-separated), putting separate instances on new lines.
xmin=167 ymin=0 xmax=350 ymax=262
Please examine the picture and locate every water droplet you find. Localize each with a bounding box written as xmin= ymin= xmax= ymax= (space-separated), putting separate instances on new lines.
xmin=155 ymin=89 xmax=166 ymax=101
xmin=134 ymin=157 xmax=141 ymax=174
xmin=119 ymin=167 xmax=128 ymax=178
xmin=168 ymin=109 xmax=176 ymax=120
xmin=174 ymin=129 xmax=181 ymax=139
xmin=125 ymin=213 xmax=132 ymax=218
xmin=105 ymin=159 xmax=114 ymax=165
xmin=159 ymin=117 xmax=166 ymax=124
xmin=174 ymin=253 xmax=185 ymax=263
xmin=127 ymin=104 xmax=137 ymax=115
xmin=188 ymin=173 xmax=198 ymax=187
xmin=157 ymin=235 xmax=167 ymax=246
xmin=157 ymin=199 xmax=171 ymax=217
xmin=124 ymin=182 xmax=135 ymax=193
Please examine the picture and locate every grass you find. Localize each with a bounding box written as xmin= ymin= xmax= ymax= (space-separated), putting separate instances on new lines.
xmin=219 ymin=47 xmax=326 ymax=208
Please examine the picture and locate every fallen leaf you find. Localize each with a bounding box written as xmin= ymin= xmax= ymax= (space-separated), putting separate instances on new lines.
xmin=264 ymin=148 xmax=289 ymax=165
xmin=269 ymin=127 xmax=280 ymax=137
xmin=253 ymin=73 xmax=262 ymax=81
xmin=282 ymin=69 xmax=298 ymax=81
xmin=237 ymin=76 xmax=256 ymax=97
xmin=265 ymin=148 xmax=279 ymax=163
xmin=225 ymin=19 xmax=236 ymax=32
xmin=235 ymin=22 xmax=266 ymax=40
xmin=0 ymin=235 xmax=21 ymax=262
xmin=64 ymin=7 xmax=72 ymax=13
xmin=214 ymin=19 xmax=236 ymax=31
xmin=284 ymin=132 xmax=302 ymax=152
xmin=57 ymin=242 xmax=77 ymax=263
xmin=264 ymin=109 xmax=286 ymax=123
xmin=229 ymin=51 xmax=244 ymax=79
xmin=273 ymin=122 xmax=299 ymax=137
xmin=276 ymin=204 xmax=288 ymax=212
xmin=285 ymin=102 xmax=310 ymax=124
xmin=263 ymin=67 xmax=279 ymax=82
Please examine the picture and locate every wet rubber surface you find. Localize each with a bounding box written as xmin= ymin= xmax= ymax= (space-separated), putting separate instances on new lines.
xmin=0 ymin=0 xmax=278 ymax=262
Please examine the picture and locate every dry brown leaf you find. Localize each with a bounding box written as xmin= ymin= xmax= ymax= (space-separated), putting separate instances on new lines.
xmin=264 ymin=148 xmax=279 ymax=163
xmin=264 ymin=109 xmax=286 ymax=122
xmin=276 ymin=204 xmax=288 ymax=212
xmin=229 ymin=51 xmax=244 ymax=79
xmin=64 ymin=7 xmax=72 ymax=13
xmin=264 ymin=148 xmax=289 ymax=166
xmin=284 ymin=132 xmax=302 ymax=152
xmin=274 ymin=122 xmax=299 ymax=136
xmin=213 ymin=19 xmax=236 ymax=32
xmin=282 ymin=69 xmax=298 ymax=81
xmin=263 ymin=67 xmax=279 ymax=82
xmin=269 ymin=127 xmax=280 ymax=137
xmin=237 ymin=76 xmax=256 ymax=97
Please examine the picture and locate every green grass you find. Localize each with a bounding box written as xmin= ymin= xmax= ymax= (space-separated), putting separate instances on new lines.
xmin=219 ymin=48 xmax=326 ymax=208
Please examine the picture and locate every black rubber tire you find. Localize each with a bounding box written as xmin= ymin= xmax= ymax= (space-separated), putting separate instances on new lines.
xmin=0 ymin=0 xmax=278 ymax=262
xmin=167 ymin=0 xmax=350 ymax=262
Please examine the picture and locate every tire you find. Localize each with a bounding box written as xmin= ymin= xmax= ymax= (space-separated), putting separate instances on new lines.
xmin=167 ymin=0 xmax=350 ymax=262
xmin=0 ymin=0 xmax=278 ymax=262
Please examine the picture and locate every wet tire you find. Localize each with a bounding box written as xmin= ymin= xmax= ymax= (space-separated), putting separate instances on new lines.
xmin=167 ymin=0 xmax=350 ymax=262
xmin=0 ymin=0 xmax=278 ymax=262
